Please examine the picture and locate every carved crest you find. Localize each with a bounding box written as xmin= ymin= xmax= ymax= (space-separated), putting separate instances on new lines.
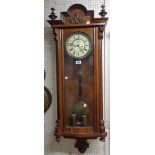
xmin=60 ymin=4 xmax=94 ymax=24
xmin=69 ymin=10 xmax=84 ymax=24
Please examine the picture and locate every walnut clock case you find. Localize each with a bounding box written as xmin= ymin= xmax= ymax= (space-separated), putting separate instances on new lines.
xmin=48 ymin=4 xmax=108 ymax=153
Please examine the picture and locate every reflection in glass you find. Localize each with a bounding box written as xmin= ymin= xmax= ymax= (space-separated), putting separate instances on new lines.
xmin=71 ymin=101 xmax=89 ymax=127
xmin=64 ymin=48 xmax=94 ymax=128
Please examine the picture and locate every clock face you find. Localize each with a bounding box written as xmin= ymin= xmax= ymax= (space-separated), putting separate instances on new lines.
xmin=65 ymin=32 xmax=92 ymax=59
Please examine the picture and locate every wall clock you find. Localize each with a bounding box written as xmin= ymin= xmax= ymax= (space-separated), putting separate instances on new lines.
xmin=48 ymin=4 xmax=108 ymax=153
xmin=44 ymin=70 xmax=52 ymax=113
xmin=44 ymin=86 xmax=52 ymax=113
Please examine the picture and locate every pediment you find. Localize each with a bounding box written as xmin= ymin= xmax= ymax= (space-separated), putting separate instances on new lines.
xmin=48 ymin=4 xmax=108 ymax=27
xmin=60 ymin=4 xmax=94 ymax=24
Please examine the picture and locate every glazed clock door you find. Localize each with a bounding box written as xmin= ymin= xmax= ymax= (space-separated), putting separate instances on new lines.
xmin=64 ymin=28 xmax=95 ymax=133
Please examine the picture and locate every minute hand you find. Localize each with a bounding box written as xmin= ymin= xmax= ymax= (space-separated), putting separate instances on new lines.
xmin=79 ymin=46 xmax=84 ymax=53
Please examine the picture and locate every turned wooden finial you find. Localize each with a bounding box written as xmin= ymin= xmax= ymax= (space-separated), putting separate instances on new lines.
xmin=99 ymin=4 xmax=107 ymax=17
xmin=48 ymin=7 xmax=57 ymax=20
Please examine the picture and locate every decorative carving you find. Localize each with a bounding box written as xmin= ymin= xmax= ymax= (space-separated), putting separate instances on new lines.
xmin=54 ymin=120 xmax=61 ymax=142
xmin=98 ymin=25 xmax=105 ymax=39
xmin=69 ymin=10 xmax=84 ymax=24
xmin=99 ymin=120 xmax=107 ymax=141
xmin=53 ymin=28 xmax=58 ymax=41
xmin=49 ymin=7 xmax=57 ymax=20
xmin=99 ymin=4 xmax=107 ymax=17
xmin=59 ymin=4 xmax=94 ymax=24
xmin=75 ymin=138 xmax=89 ymax=153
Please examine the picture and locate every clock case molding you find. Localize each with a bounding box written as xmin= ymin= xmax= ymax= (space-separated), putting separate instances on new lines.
xmin=48 ymin=4 xmax=108 ymax=153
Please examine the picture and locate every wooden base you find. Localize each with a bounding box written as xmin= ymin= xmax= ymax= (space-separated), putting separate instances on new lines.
xmin=75 ymin=138 xmax=89 ymax=153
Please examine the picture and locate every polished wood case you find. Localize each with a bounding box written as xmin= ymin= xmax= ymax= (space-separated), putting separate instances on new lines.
xmin=48 ymin=4 xmax=108 ymax=153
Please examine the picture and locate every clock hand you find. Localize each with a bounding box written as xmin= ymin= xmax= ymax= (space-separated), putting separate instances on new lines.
xmin=79 ymin=45 xmax=84 ymax=53
xmin=73 ymin=42 xmax=79 ymax=47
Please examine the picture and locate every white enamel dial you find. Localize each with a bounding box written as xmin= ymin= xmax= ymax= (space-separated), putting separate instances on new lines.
xmin=65 ymin=33 xmax=92 ymax=59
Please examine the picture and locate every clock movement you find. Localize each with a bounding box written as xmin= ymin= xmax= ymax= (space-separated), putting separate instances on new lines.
xmin=48 ymin=4 xmax=108 ymax=153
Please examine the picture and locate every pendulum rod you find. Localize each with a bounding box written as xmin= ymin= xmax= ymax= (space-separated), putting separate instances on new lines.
xmin=78 ymin=65 xmax=82 ymax=101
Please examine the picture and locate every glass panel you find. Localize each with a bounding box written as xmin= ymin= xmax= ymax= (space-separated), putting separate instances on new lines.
xmin=64 ymin=43 xmax=94 ymax=128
